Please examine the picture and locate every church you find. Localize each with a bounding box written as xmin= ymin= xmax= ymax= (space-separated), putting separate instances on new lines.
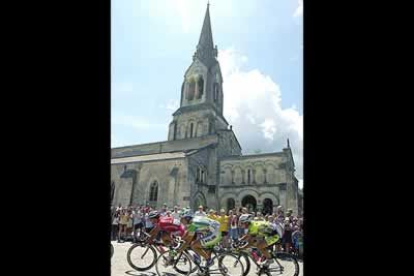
xmin=111 ymin=4 xmax=301 ymax=215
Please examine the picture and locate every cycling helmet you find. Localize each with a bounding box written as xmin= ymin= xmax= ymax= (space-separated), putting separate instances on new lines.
xmin=181 ymin=209 xmax=194 ymax=220
xmin=148 ymin=210 xmax=160 ymax=219
xmin=239 ymin=214 xmax=254 ymax=224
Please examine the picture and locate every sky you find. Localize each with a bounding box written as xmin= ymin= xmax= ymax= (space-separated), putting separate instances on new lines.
xmin=112 ymin=0 xmax=303 ymax=188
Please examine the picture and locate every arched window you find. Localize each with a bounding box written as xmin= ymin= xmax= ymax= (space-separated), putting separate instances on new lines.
xmin=213 ymin=83 xmax=219 ymax=102
xmin=190 ymin=123 xmax=194 ymax=138
xmin=187 ymin=79 xmax=195 ymax=100
xmin=227 ymin=198 xmax=235 ymax=211
xmin=197 ymin=76 xmax=204 ymax=99
xmin=247 ymin=170 xmax=251 ymax=184
xmin=173 ymin=122 xmax=177 ymax=140
xmin=149 ymin=181 xmax=158 ymax=202
xmin=196 ymin=168 xmax=200 ymax=182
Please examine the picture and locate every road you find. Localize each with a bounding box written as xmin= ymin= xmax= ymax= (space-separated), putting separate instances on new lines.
xmin=111 ymin=241 xmax=303 ymax=276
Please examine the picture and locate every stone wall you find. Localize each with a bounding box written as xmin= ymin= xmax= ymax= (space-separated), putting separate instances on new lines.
xmin=111 ymin=158 xmax=188 ymax=210
xmin=218 ymin=152 xmax=298 ymax=214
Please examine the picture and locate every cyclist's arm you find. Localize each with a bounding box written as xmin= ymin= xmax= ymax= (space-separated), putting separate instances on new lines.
xmin=147 ymin=225 xmax=161 ymax=243
xmin=176 ymin=231 xmax=194 ymax=255
xmin=239 ymin=234 xmax=249 ymax=241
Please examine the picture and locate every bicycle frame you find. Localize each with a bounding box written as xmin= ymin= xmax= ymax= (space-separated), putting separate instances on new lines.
xmin=174 ymin=247 xmax=226 ymax=275
xmin=235 ymin=247 xmax=286 ymax=274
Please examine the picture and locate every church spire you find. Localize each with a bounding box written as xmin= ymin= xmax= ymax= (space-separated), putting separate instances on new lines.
xmin=198 ymin=3 xmax=214 ymax=50
xmin=193 ymin=3 xmax=217 ymax=66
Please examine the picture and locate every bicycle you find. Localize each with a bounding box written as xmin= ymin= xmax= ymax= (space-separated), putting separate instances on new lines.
xmin=155 ymin=245 xmax=244 ymax=276
xmin=111 ymin=243 xmax=114 ymax=258
xmin=126 ymin=232 xmax=176 ymax=271
xmin=232 ymin=240 xmax=300 ymax=276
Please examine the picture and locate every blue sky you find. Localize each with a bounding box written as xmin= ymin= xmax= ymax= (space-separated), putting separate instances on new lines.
xmin=112 ymin=0 xmax=303 ymax=186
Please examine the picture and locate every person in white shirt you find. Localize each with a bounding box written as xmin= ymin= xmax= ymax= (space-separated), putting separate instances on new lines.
xmin=171 ymin=206 xmax=181 ymax=220
xmin=194 ymin=205 xmax=206 ymax=217
xmin=133 ymin=208 xmax=143 ymax=242
xmin=144 ymin=211 xmax=154 ymax=233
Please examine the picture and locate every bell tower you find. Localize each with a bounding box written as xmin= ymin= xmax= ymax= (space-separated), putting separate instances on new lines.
xmin=168 ymin=4 xmax=228 ymax=141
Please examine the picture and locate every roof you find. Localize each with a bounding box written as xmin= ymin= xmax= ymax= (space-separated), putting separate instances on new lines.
xmin=111 ymin=150 xmax=194 ymax=165
xmin=220 ymin=151 xmax=286 ymax=161
xmin=111 ymin=135 xmax=219 ymax=158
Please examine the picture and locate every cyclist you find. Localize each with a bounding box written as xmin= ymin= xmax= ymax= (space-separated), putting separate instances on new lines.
xmin=146 ymin=210 xmax=186 ymax=247
xmin=176 ymin=210 xmax=221 ymax=267
xmin=237 ymin=213 xmax=280 ymax=267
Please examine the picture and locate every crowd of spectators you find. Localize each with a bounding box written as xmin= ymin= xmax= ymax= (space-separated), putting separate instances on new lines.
xmin=111 ymin=203 xmax=303 ymax=258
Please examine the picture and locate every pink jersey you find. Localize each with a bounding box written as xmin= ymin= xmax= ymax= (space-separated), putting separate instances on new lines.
xmin=158 ymin=216 xmax=186 ymax=236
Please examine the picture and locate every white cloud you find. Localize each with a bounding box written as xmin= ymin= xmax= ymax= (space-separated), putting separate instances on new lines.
xmin=293 ymin=0 xmax=303 ymax=18
xmin=298 ymin=178 xmax=303 ymax=189
xmin=218 ymin=48 xmax=303 ymax=180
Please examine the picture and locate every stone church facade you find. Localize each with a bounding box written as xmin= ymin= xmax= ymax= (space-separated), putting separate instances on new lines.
xmin=111 ymin=5 xmax=301 ymax=215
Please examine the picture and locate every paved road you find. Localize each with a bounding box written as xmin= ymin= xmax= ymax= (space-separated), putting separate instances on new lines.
xmin=111 ymin=241 xmax=303 ymax=276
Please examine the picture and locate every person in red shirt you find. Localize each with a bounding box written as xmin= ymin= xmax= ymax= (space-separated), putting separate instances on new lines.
xmin=146 ymin=210 xmax=186 ymax=246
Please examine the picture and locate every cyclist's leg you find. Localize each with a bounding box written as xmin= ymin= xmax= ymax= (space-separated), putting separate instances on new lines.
xmin=160 ymin=232 xmax=173 ymax=246
xmin=253 ymin=238 xmax=272 ymax=260
xmin=191 ymin=239 xmax=211 ymax=260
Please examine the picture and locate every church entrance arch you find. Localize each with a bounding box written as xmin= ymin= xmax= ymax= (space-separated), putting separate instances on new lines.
xmin=242 ymin=195 xmax=257 ymax=212
xmin=227 ymin=198 xmax=235 ymax=211
xmin=194 ymin=192 xmax=207 ymax=210
xmin=263 ymin=198 xmax=273 ymax=215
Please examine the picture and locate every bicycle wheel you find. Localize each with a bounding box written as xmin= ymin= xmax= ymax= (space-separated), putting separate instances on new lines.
xmin=237 ymin=252 xmax=251 ymax=276
xmin=110 ymin=243 xmax=114 ymax=258
xmin=214 ymin=252 xmax=245 ymax=276
xmin=184 ymin=249 xmax=200 ymax=274
xmin=126 ymin=243 xmax=157 ymax=271
xmin=155 ymin=250 xmax=192 ymax=276
xmin=260 ymin=252 xmax=299 ymax=276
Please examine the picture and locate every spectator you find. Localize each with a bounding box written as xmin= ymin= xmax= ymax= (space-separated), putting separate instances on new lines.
xmin=276 ymin=205 xmax=284 ymax=217
xmin=118 ymin=209 xmax=128 ymax=243
xmin=291 ymin=225 xmax=303 ymax=258
xmin=160 ymin=203 xmax=168 ymax=216
xmin=217 ymin=209 xmax=229 ymax=247
xmin=229 ymin=210 xmax=238 ymax=241
xmin=133 ymin=208 xmax=144 ymax=242
xmin=171 ymin=206 xmax=181 ymax=220
xmin=144 ymin=210 xmax=154 ymax=233
xmin=207 ymin=209 xmax=218 ymax=220
xmin=195 ymin=205 xmax=206 ymax=217
xmin=111 ymin=210 xmax=119 ymax=241
xmin=126 ymin=209 xmax=133 ymax=240
xmin=282 ymin=217 xmax=293 ymax=253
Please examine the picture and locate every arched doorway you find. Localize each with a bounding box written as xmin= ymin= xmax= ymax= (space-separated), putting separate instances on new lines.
xmin=263 ymin=198 xmax=273 ymax=215
xmin=194 ymin=192 xmax=207 ymax=210
xmin=227 ymin=198 xmax=235 ymax=211
xmin=242 ymin=195 xmax=257 ymax=212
